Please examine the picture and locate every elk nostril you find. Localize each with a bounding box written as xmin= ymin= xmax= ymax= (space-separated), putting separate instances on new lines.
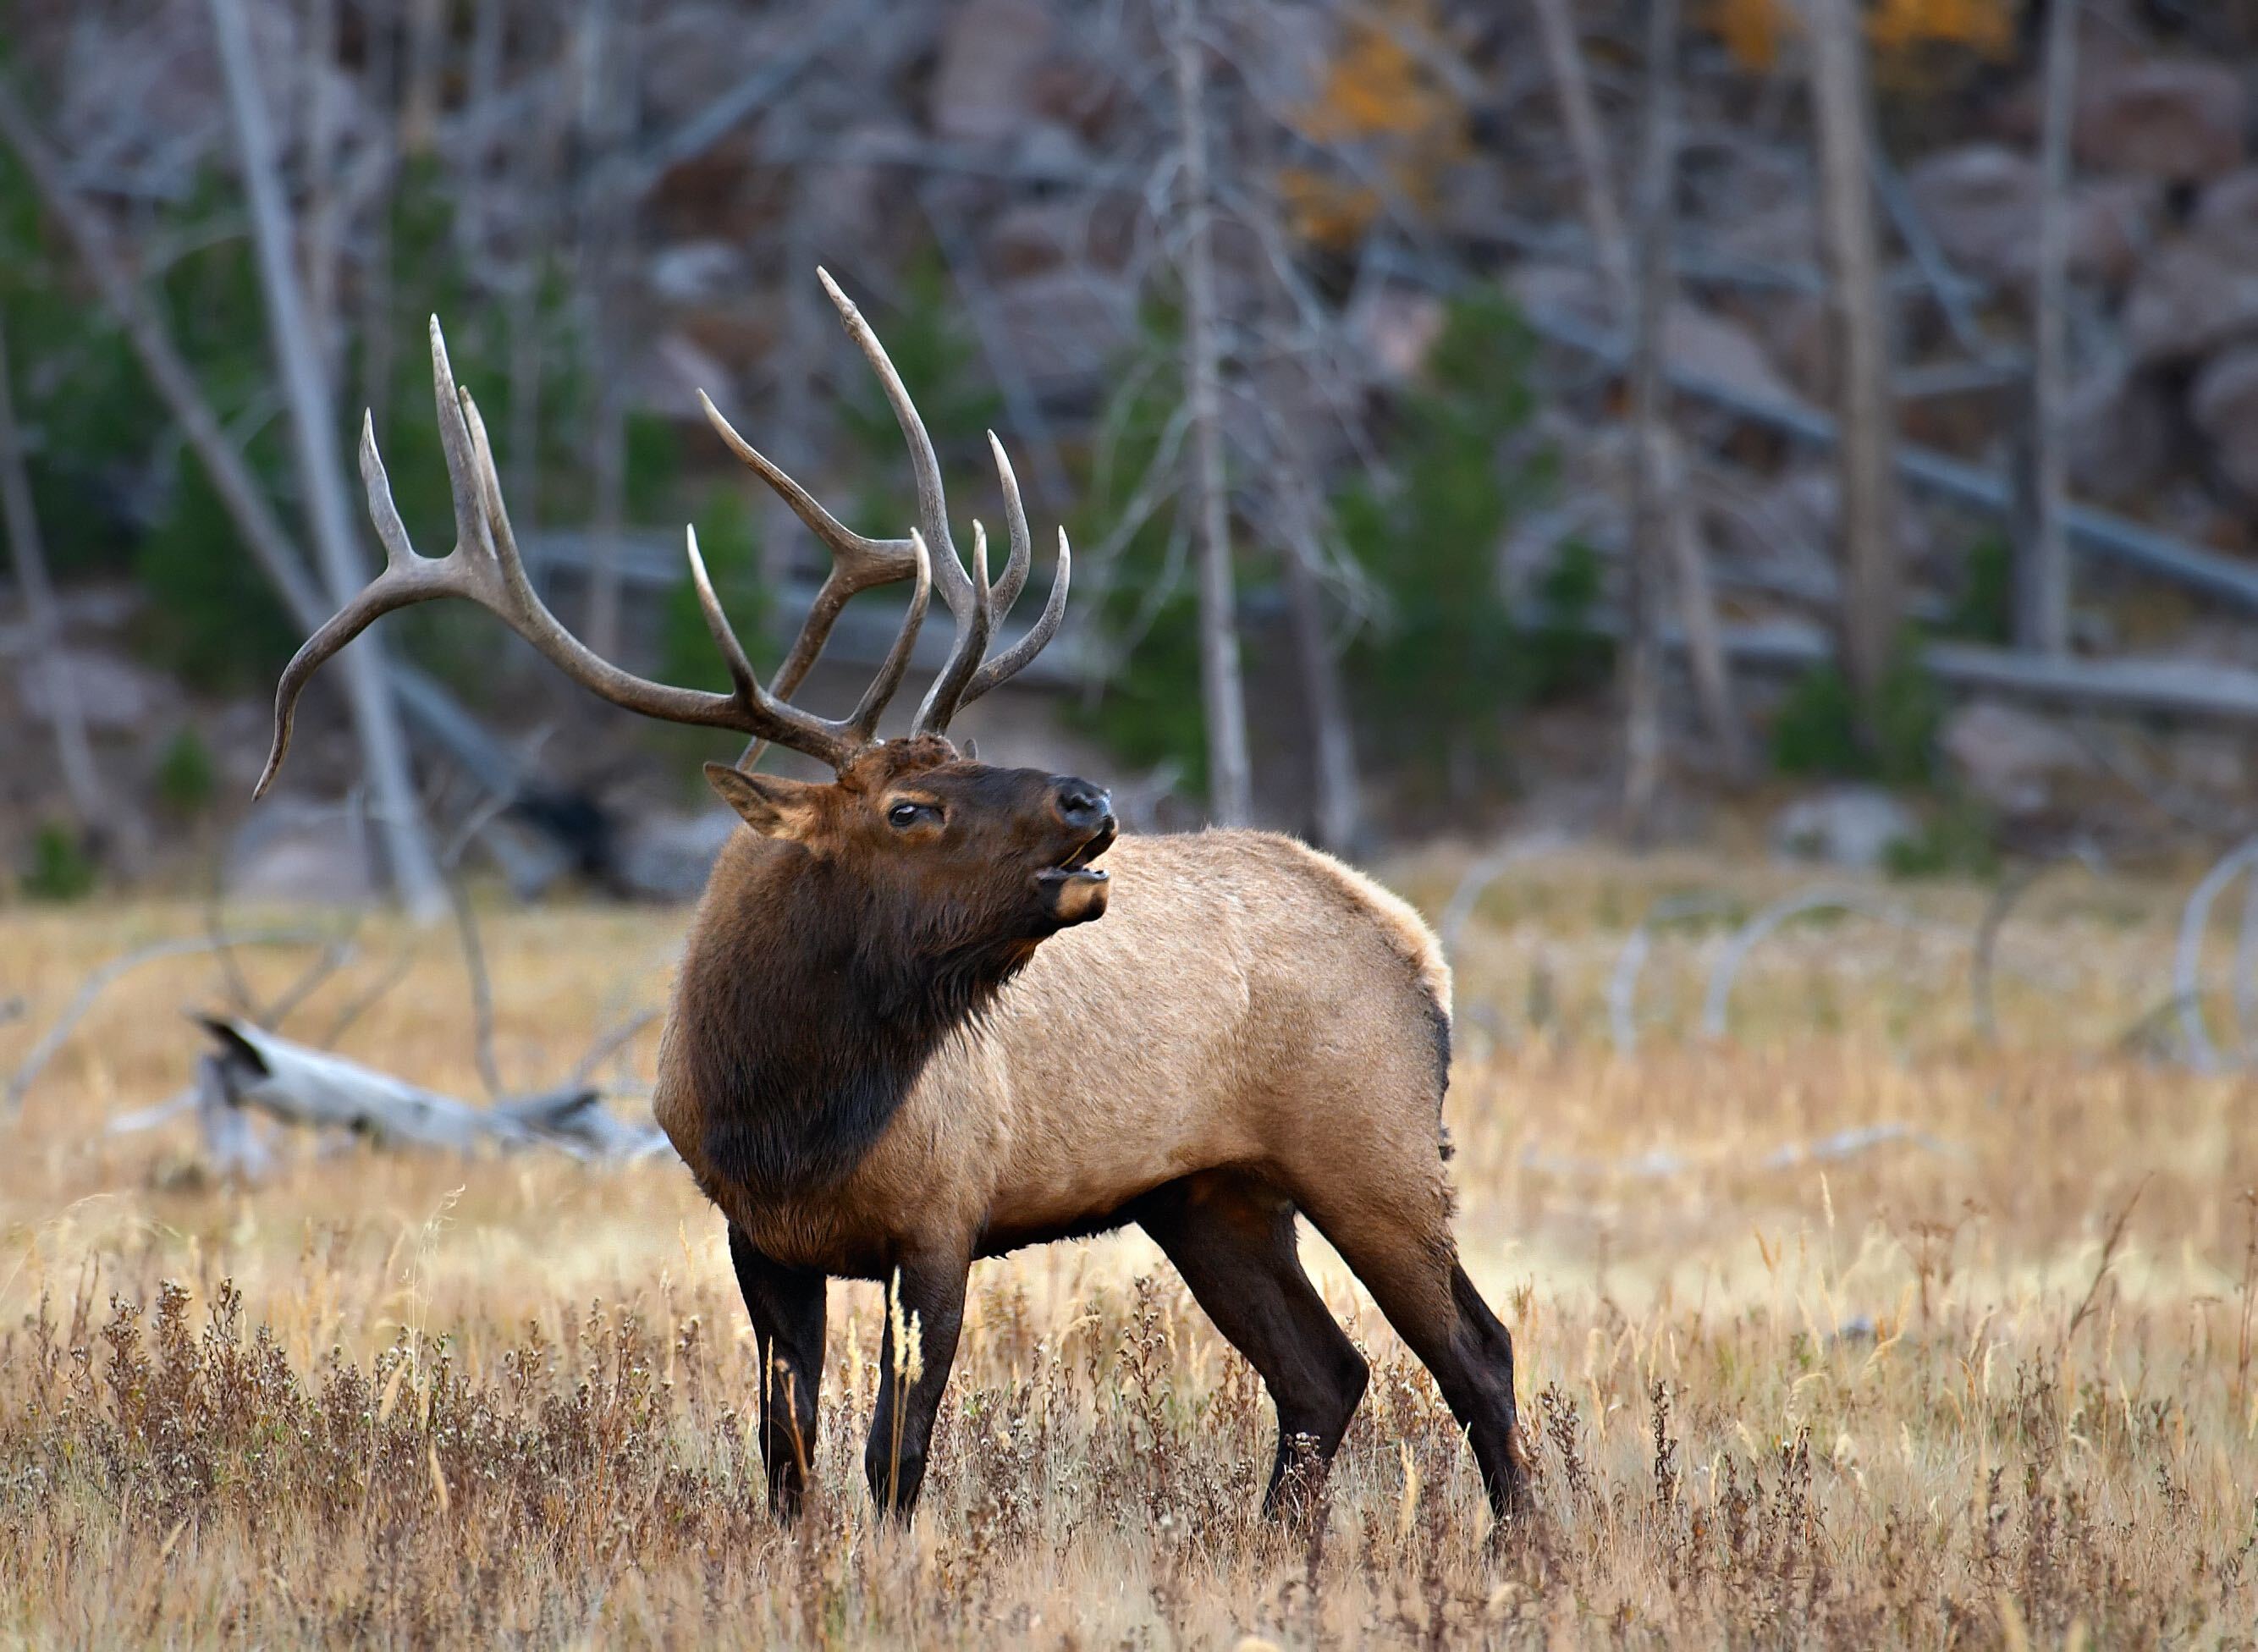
xmin=1055 ymin=780 xmax=1110 ymax=826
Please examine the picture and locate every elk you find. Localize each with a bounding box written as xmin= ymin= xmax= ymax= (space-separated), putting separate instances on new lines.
xmin=257 ymin=271 xmax=1533 ymax=1528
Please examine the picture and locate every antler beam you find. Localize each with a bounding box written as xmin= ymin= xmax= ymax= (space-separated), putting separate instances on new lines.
xmin=259 ymin=318 xmax=932 ymax=792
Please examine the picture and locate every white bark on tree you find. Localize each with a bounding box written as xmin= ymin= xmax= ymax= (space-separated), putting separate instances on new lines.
xmin=1539 ymin=0 xmax=1747 ymax=801
xmin=1805 ymin=0 xmax=1902 ymax=730
xmin=207 ymin=0 xmax=449 ymax=921
xmin=0 ymin=316 xmax=106 ymax=833
xmin=2021 ymin=0 xmax=2079 ymax=657
xmin=574 ymin=0 xmax=635 ymax=660
xmin=1621 ymin=0 xmax=1679 ymax=840
xmin=1530 ymin=0 xmax=1631 ymax=301
xmin=1170 ymin=0 xmax=1253 ymax=826
xmin=1276 ymin=466 xmax=1361 ymax=852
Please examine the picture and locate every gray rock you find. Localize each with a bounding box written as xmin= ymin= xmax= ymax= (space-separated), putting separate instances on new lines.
xmin=2194 ymin=168 xmax=2258 ymax=262
xmin=2062 ymin=361 xmax=2173 ymax=504
xmin=2191 ymin=343 xmax=2258 ymax=501
xmin=2123 ymin=239 xmax=2258 ymax=362
xmin=928 ymin=0 xmax=1053 ymax=146
xmin=648 ymin=240 xmax=750 ymax=306
xmin=1903 ymin=145 xmax=2159 ymax=286
xmin=2076 ymin=58 xmax=2245 ymax=183
xmin=990 ymin=268 xmax=1134 ymax=389
xmin=224 ymin=797 xmax=377 ymax=906
xmin=1346 ymin=285 xmax=1446 ymax=385
xmin=1769 ymin=787 xmax=1919 ymax=870
xmin=1510 ymin=264 xmax=1806 ymax=411
xmin=14 ymin=647 xmax=169 ymax=733
xmin=1939 ymin=701 xmax=2090 ymax=817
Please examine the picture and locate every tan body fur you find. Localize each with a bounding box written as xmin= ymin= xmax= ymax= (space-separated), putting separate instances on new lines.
xmin=657 ymin=829 xmax=1456 ymax=1278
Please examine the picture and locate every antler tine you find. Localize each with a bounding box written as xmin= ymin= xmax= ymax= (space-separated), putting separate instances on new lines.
xmin=817 ymin=268 xmax=976 ymax=617
xmin=261 ymin=317 xmax=885 ymax=797
xmin=844 ymin=529 xmax=933 ymax=744
xmin=961 ymin=527 xmax=1071 ymax=713
xmin=428 ymin=316 xmax=494 ymax=564
xmin=697 ymin=388 xmax=918 ymax=701
xmin=256 ymin=412 xmax=467 ymax=797
xmin=987 ymin=432 xmax=1033 ymax=623
xmin=913 ymin=519 xmax=991 ymax=734
xmin=686 ymin=271 xmax=1075 ymax=747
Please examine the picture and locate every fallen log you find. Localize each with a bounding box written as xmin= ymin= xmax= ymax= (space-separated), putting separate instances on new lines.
xmin=196 ymin=1015 xmax=667 ymax=1160
xmin=1677 ymin=616 xmax=2258 ymax=722
xmin=1523 ymin=305 xmax=2258 ymax=613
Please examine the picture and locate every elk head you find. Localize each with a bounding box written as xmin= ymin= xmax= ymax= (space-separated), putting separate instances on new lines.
xmin=257 ymin=269 xmax=1112 ymax=954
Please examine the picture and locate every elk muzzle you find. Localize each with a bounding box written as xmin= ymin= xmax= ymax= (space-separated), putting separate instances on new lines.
xmin=1036 ymin=777 xmax=1115 ymax=927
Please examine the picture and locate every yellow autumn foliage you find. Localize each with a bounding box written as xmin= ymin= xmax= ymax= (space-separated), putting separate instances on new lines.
xmin=1282 ymin=0 xmax=1471 ymax=249
xmin=1706 ymin=0 xmax=2016 ymax=72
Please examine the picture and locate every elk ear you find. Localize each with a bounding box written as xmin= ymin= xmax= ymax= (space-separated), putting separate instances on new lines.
xmin=704 ymin=762 xmax=823 ymax=840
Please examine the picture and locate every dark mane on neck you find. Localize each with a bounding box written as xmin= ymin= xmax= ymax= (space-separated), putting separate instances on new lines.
xmin=671 ymin=832 xmax=1030 ymax=1205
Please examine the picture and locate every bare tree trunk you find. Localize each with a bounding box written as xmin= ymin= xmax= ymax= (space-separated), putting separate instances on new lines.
xmin=1169 ymin=0 xmax=1253 ymax=826
xmin=1805 ymin=0 xmax=1902 ymax=731
xmin=1621 ymin=0 xmax=1680 ymax=842
xmin=507 ymin=7 xmax=570 ymax=517
xmin=1530 ymin=0 xmax=1630 ymax=303
xmin=1275 ymin=460 xmax=1360 ymax=851
xmin=401 ymin=0 xmax=445 ymax=157
xmin=1668 ymin=490 xmax=1748 ymax=776
xmin=460 ymin=0 xmax=506 ymax=262
xmin=301 ymin=0 xmax=342 ymax=381
xmin=2019 ymin=0 xmax=2079 ymax=657
xmin=763 ymin=157 xmax=821 ymax=622
xmin=0 ymin=316 xmax=105 ymax=832
xmin=357 ymin=13 xmax=398 ymax=436
xmin=207 ymin=0 xmax=448 ymax=921
xmin=1539 ymin=0 xmax=1746 ymax=790
xmin=575 ymin=0 xmax=632 ymax=659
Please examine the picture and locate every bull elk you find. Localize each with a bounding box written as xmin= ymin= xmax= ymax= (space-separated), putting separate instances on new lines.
xmin=257 ymin=271 xmax=1533 ymax=1526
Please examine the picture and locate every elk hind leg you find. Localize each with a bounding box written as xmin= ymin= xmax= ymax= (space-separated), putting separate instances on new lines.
xmin=1292 ymin=1184 xmax=1533 ymax=1523
xmin=1137 ymin=1170 xmax=1369 ymax=1519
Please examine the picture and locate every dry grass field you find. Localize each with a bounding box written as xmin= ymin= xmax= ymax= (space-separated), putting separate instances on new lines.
xmin=3 ymin=851 xmax=2255 ymax=1648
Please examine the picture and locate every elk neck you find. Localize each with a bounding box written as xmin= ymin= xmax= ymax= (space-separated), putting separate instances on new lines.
xmin=670 ymin=833 xmax=1037 ymax=1206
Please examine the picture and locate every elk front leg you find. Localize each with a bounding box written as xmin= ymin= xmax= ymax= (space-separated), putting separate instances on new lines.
xmin=728 ymin=1225 xmax=827 ymax=1521
xmin=864 ymin=1247 xmax=969 ymax=1520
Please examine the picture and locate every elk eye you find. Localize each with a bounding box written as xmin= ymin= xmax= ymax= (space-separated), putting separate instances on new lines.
xmin=888 ymin=801 xmax=938 ymax=830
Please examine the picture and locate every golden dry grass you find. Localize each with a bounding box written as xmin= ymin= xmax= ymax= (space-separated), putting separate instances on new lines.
xmin=3 ymin=851 xmax=2256 ymax=1647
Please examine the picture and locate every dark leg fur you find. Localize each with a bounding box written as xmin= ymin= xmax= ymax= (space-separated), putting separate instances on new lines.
xmin=728 ymin=1225 xmax=827 ymax=1521
xmin=1291 ymin=1195 xmax=1534 ymax=1523
xmin=1138 ymin=1172 xmax=1370 ymax=1519
xmin=864 ymin=1247 xmax=971 ymax=1520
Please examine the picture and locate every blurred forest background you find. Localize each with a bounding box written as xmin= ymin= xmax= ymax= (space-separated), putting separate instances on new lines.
xmin=8 ymin=0 xmax=2258 ymax=909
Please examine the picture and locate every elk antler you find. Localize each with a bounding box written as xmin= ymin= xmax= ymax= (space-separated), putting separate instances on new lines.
xmin=697 ymin=268 xmax=1071 ymax=737
xmin=256 ymin=317 xmax=933 ymax=793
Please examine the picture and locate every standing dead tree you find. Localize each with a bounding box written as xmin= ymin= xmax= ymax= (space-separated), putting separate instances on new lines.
xmin=207 ymin=0 xmax=446 ymax=920
xmin=1533 ymin=0 xmax=1746 ymax=807
xmin=2018 ymin=0 xmax=2079 ymax=657
xmin=1621 ymin=0 xmax=1681 ymax=839
xmin=1169 ymin=0 xmax=1254 ymax=827
xmin=1805 ymin=0 xmax=1902 ymax=738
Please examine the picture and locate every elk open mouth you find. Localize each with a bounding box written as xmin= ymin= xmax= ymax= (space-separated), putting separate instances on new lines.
xmin=1038 ymin=818 xmax=1116 ymax=887
xmin=1035 ymin=821 xmax=1115 ymax=923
